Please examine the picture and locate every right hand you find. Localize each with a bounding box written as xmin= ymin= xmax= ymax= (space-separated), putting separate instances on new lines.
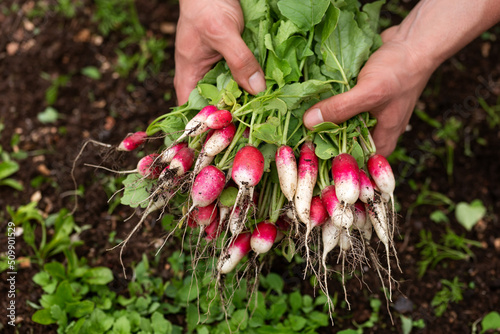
xmin=303 ymin=26 xmax=436 ymax=157
xmin=174 ymin=0 xmax=266 ymax=105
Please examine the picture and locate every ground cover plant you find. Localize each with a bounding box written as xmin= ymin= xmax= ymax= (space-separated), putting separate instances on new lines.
xmin=1 ymin=0 xmax=500 ymax=333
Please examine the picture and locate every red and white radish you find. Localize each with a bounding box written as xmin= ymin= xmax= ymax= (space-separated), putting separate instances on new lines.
xmin=321 ymin=185 xmax=353 ymax=230
xmin=203 ymin=123 xmax=236 ymax=157
xmin=367 ymin=154 xmax=395 ymax=197
xmin=191 ymin=202 xmax=218 ymax=227
xmin=117 ymin=131 xmax=147 ymax=151
xmin=159 ymin=147 xmax=195 ymax=181
xmin=218 ymin=232 xmax=252 ymax=274
xmin=331 ymin=153 xmax=360 ymax=205
xmin=205 ymin=109 xmax=233 ymax=129
xmin=159 ymin=142 xmax=188 ymax=164
xmin=353 ymin=201 xmax=367 ymax=231
xmin=250 ymin=221 xmax=277 ymax=254
xmin=275 ymin=145 xmax=297 ymax=202
xmin=358 ymin=169 xmax=374 ymax=204
xmin=294 ymin=141 xmax=318 ymax=225
xmin=191 ymin=165 xmax=226 ymax=208
xmin=229 ymin=145 xmax=265 ymax=234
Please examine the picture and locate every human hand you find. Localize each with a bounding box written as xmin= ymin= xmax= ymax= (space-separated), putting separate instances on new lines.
xmin=303 ymin=27 xmax=436 ymax=157
xmin=174 ymin=0 xmax=266 ymax=105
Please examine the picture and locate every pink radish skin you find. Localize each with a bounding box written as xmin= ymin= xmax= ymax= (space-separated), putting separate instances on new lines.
xmin=191 ymin=165 xmax=226 ymax=208
xmin=205 ymin=217 xmax=221 ymax=241
xmin=191 ymin=202 xmax=218 ymax=226
xmin=205 ymin=110 xmax=233 ymax=129
xmin=275 ymin=145 xmax=297 ymax=202
xmin=353 ymin=201 xmax=367 ymax=230
xmin=250 ymin=221 xmax=277 ymax=254
xmin=310 ymin=196 xmax=328 ymax=228
xmin=203 ymin=123 xmax=236 ymax=157
xmin=160 ymin=147 xmax=195 ymax=179
xmin=160 ymin=142 xmax=188 ymax=164
xmin=332 ymin=153 xmax=360 ymax=205
xmin=137 ymin=154 xmax=162 ymax=179
xmin=367 ymin=154 xmax=395 ymax=196
xmin=321 ymin=185 xmax=353 ymax=230
xmin=274 ymin=217 xmax=290 ymax=243
xmin=231 ymin=145 xmax=265 ymax=188
xmin=359 ymin=169 xmax=374 ymax=204
xmin=218 ymin=232 xmax=252 ymax=274
xmin=118 ymin=131 xmax=147 ymax=151
xmin=183 ymin=105 xmax=218 ymax=137
xmin=294 ymin=141 xmax=318 ymax=225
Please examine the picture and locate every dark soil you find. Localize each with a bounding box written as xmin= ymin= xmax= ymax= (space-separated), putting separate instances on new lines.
xmin=1 ymin=1 xmax=499 ymax=333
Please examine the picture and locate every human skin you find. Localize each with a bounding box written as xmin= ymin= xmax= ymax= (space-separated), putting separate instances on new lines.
xmin=174 ymin=0 xmax=500 ymax=156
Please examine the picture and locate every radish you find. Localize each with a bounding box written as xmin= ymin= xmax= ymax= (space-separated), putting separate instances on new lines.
xmin=321 ymin=221 xmax=340 ymax=267
xmin=204 ymin=217 xmax=221 ymax=241
xmin=250 ymin=221 xmax=277 ymax=254
xmin=159 ymin=147 xmax=195 ymax=180
xmin=310 ymin=196 xmax=328 ymax=228
xmin=229 ymin=145 xmax=265 ymax=235
xmin=367 ymin=154 xmax=395 ymax=197
xmin=353 ymin=201 xmax=367 ymax=230
xmin=183 ymin=105 xmax=218 ymax=137
xmin=159 ymin=142 xmax=188 ymax=164
xmin=191 ymin=202 xmax=218 ymax=227
xmin=358 ymin=169 xmax=374 ymax=204
xmin=367 ymin=154 xmax=396 ymax=239
xmin=304 ymin=195 xmax=328 ymax=270
xmin=205 ymin=109 xmax=233 ymax=129
xmin=321 ymin=185 xmax=353 ymax=230
xmin=294 ymin=141 xmax=318 ymax=225
xmin=191 ymin=165 xmax=226 ymax=208
xmin=84 ymin=153 xmax=162 ymax=179
xmin=117 ymin=131 xmax=147 ymax=151
xmin=203 ymin=123 xmax=236 ymax=157
xmin=218 ymin=232 xmax=252 ymax=274
xmin=331 ymin=153 xmax=360 ymax=205
xmin=275 ymin=145 xmax=297 ymax=202
xmin=274 ymin=217 xmax=290 ymax=243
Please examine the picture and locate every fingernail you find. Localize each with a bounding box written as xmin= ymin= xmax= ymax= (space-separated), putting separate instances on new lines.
xmin=304 ymin=108 xmax=323 ymax=128
xmin=249 ymin=71 xmax=266 ymax=94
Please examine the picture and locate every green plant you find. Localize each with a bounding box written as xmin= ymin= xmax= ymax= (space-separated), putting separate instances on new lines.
xmin=416 ymin=228 xmax=481 ymax=278
xmin=414 ymin=110 xmax=464 ymax=180
xmin=455 ymin=199 xmax=487 ymax=231
xmin=431 ymin=277 xmax=465 ymax=317
xmin=406 ymin=178 xmax=455 ymax=222
xmin=7 ymin=204 xmax=86 ymax=265
xmin=0 ymin=160 xmax=23 ymax=190
xmin=480 ymin=311 xmax=500 ymax=333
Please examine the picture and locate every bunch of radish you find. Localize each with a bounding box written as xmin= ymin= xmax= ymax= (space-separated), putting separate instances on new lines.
xmin=88 ymin=0 xmax=401 ymax=320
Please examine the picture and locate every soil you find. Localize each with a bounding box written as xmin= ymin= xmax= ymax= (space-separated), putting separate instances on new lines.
xmin=1 ymin=1 xmax=499 ymax=333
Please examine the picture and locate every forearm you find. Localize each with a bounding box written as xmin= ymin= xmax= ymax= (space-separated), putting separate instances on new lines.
xmin=389 ymin=0 xmax=500 ymax=72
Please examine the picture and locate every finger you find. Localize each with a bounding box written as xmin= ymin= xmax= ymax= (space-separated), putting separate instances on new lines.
xmin=215 ymin=34 xmax=266 ymax=95
xmin=371 ymin=124 xmax=399 ymax=157
xmin=303 ymin=79 xmax=386 ymax=129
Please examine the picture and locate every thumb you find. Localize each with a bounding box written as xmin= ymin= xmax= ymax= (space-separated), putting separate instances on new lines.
xmin=303 ymin=80 xmax=383 ymax=129
xmin=216 ymin=34 xmax=266 ymax=96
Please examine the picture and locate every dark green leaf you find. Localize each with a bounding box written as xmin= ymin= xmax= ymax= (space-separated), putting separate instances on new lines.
xmin=277 ymin=0 xmax=330 ymax=31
